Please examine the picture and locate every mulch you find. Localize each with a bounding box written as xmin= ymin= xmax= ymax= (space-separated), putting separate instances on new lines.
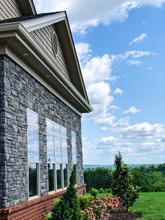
xmin=102 ymin=211 xmax=142 ymax=220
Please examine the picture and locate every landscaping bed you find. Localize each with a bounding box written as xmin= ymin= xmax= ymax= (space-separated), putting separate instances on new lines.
xmin=102 ymin=211 xmax=141 ymax=220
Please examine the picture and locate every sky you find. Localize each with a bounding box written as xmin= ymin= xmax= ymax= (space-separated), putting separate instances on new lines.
xmin=33 ymin=0 xmax=165 ymax=165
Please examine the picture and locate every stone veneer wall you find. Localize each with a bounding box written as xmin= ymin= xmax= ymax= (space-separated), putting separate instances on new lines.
xmin=0 ymin=55 xmax=84 ymax=209
xmin=0 ymin=56 xmax=6 ymax=209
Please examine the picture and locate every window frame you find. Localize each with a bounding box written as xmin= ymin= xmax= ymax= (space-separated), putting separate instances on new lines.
xmin=46 ymin=118 xmax=69 ymax=192
xmin=71 ymin=131 xmax=77 ymax=183
xmin=27 ymin=108 xmax=40 ymax=199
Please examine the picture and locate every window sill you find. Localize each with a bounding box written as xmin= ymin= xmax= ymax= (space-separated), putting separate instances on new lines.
xmin=29 ymin=195 xmax=39 ymax=201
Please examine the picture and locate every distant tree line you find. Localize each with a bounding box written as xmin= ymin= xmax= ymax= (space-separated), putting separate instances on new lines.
xmin=84 ymin=163 xmax=165 ymax=192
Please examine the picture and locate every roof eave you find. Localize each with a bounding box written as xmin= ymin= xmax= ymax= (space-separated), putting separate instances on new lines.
xmin=0 ymin=23 xmax=92 ymax=113
xmin=20 ymin=12 xmax=90 ymax=104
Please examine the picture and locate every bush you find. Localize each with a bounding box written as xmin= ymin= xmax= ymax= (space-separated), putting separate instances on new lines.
xmin=79 ymin=195 xmax=94 ymax=210
xmin=44 ymin=213 xmax=52 ymax=220
xmin=105 ymin=188 xmax=111 ymax=193
xmin=51 ymin=170 xmax=82 ymax=220
xmin=111 ymin=152 xmax=140 ymax=210
xmin=98 ymin=188 xmax=104 ymax=193
xmin=82 ymin=195 xmax=120 ymax=220
xmin=90 ymin=188 xmax=98 ymax=199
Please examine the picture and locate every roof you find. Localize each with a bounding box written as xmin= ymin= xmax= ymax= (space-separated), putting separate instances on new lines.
xmin=0 ymin=13 xmax=57 ymax=24
xmin=0 ymin=5 xmax=92 ymax=113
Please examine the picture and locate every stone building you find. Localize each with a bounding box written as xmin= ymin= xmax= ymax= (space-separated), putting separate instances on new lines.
xmin=0 ymin=0 xmax=92 ymax=219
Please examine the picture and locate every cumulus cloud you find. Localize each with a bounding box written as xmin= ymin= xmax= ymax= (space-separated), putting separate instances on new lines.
xmin=129 ymin=33 xmax=147 ymax=45
xmin=122 ymin=122 xmax=165 ymax=139
xmin=83 ymin=122 xmax=165 ymax=164
xmin=86 ymin=82 xmax=114 ymax=121
xmin=113 ymin=88 xmax=124 ymax=95
xmin=123 ymin=106 xmax=141 ymax=114
xmin=82 ymin=54 xmax=113 ymax=86
xmin=76 ymin=43 xmax=116 ymax=125
xmin=75 ymin=43 xmax=92 ymax=64
xmin=82 ymin=110 xmax=165 ymax=164
xmin=78 ymin=46 xmax=152 ymax=129
xmin=33 ymin=0 xmax=165 ymax=33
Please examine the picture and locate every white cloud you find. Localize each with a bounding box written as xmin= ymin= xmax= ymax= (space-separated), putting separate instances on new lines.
xmin=75 ymin=43 xmax=92 ymax=64
xmin=127 ymin=60 xmax=141 ymax=65
xmin=110 ymin=105 xmax=121 ymax=110
xmin=33 ymin=0 xmax=165 ymax=33
xmin=98 ymin=136 xmax=116 ymax=145
xmin=86 ymin=81 xmax=114 ymax=120
xmin=111 ymin=50 xmax=154 ymax=63
xmin=77 ymin=45 xmax=115 ymax=124
xmin=129 ymin=33 xmax=147 ymax=45
xmin=82 ymin=54 xmax=113 ymax=86
xmin=114 ymin=88 xmax=124 ymax=95
xmin=123 ymin=106 xmax=141 ymax=114
xmin=122 ymin=122 xmax=165 ymax=139
xmin=114 ymin=117 xmax=130 ymax=128
xmin=82 ymin=122 xmax=165 ymax=164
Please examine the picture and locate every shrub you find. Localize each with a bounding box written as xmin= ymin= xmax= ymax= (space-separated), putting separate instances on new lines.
xmin=81 ymin=195 xmax=120 ymax=220
xmin=79 ymin=195 xmax=94 ymax=210
xmin=51 ymin=170 xmax=82 ymax=220
xmin=105 ymin=188 xmax=111 ymax=193
xmin=111 ymin=152 xmax=140 ymax=211
xmin=98 ymin=188 xmax=104 ymax=193
xmin=90 ymin=188 xmax=98 ymax=199
xmin=44 ymin=213 xmax=52 ymax=220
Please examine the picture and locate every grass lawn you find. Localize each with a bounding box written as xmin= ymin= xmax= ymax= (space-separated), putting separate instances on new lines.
xmin=129 ymin=192 xmax=165 ymax=220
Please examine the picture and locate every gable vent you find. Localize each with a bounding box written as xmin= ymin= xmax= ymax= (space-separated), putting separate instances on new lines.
xmin=52 ymin=32 xmax=58 ymax=57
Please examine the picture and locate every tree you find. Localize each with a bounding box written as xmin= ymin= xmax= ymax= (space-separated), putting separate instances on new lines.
xmin=84 ymin=168 xmax=113 ymax=191
xmin=111 ymin=152 xmax=139 ymax=211
xmin=51 ymin=169 xmax=82 ymax=220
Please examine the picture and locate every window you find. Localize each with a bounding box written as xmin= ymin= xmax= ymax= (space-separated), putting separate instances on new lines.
xmin=27 ymin=109 xmax=40 ymax=198
xmin=71 ymin=131 xmax=77 ymax=183
xmin=71 ymin=131 xmax=77 ymax=165
xmin=46 ymin=119 xmax=69 ymax=192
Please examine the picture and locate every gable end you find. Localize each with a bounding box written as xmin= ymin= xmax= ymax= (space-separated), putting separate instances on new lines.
xmin=0 ymin=0 xmax=21 ymax=20
xmin=30 ymin=25 xmax=71 ymax=81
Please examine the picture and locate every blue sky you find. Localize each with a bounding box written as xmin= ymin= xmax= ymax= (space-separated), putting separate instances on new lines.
xmin=34 ymin=0 xmax=165 ymax=165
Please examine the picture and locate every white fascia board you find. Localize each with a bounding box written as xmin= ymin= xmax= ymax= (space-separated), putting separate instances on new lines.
xmin=22 ymin=12 xmax=66 ymax=32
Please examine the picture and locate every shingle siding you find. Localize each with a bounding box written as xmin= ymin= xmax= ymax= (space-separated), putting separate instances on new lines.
xmin=0 ymin=55 xmax=84 ymax=208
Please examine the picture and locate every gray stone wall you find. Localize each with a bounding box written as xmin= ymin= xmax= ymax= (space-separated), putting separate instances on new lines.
xmin=0 ymin=55 xmax=84 ymax=208
xmin=0 ymin=57 xmax=6 ymax=208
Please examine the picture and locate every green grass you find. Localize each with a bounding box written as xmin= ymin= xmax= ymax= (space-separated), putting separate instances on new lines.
xmin=130 ymin=192 xmax=165 ymax=220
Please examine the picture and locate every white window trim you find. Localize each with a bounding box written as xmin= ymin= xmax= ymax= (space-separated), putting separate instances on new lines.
xmin=27 ymin=108 xmax=40 ymax=199
xmin=46 ymin=118 xmax=69 ymax=192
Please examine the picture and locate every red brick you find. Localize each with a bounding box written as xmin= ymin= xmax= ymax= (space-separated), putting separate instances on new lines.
xmin=0 ymin=185 xmax=86 ymax=220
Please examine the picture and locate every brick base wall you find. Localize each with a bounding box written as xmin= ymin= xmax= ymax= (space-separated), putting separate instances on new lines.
xmin=0 ymin=185 xmax=86 ymax=220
